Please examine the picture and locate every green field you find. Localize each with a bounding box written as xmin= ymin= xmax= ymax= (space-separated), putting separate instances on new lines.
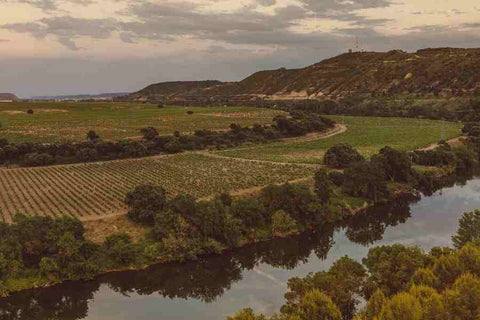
xmin=215 ymin=116 xmax=463 ymax=164
xmin=0 ymin=102 xmax=285 ymax=143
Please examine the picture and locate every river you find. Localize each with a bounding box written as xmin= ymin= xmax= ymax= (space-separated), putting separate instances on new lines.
xmin=1 ymin=177 xmax=479 ymax=320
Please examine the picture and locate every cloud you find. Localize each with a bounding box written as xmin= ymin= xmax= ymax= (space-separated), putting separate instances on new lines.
xmin=1 ymin=16 xmax=118 ymax=50
xmin=2 ymin=0 xmax=95 ymax=12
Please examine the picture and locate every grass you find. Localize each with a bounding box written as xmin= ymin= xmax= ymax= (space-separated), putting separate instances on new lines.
xmin=0 ymin=102 xmax=285 ymax=143
xmin=0 ymin=153 xmax=315 ymax=221
xmin=215 ymin=116 xmax=463 ymax=164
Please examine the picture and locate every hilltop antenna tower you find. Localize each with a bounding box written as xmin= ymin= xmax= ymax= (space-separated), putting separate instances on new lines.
xmin=355 ymin=36 xmax=360 ymax=52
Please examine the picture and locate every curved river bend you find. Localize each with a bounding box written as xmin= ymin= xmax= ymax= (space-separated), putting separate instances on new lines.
xmin=1 ymin=177 xmax=480 ymax=320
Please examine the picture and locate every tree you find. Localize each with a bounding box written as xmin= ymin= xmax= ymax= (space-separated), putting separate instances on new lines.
xmin=125 ymin=185 xmax=167 ymax=224
xmin=86 ymin=130 xmax=100 ymax=142
xmin=409 ymin=268 xmax=440 ymax=289
xmin=366 ymin=289 xmax=386 ymax=320
xmin=314 ymin=169 xmax=332 ymax=205
xmin=283 ymin=256 xmax=366 ymax=319
xmin=294 ymin=289 xmax=342 ymax=320
xmin=140 ymin=127 xmax=159 ymax=140
xmin=379 ymin=292 xmax=422 ymax=320
xmin=374 ymin=147 xmax=413 ymax=182
xmin=272 ymin=210 xmax=298 ymax=237
xmin=443 ymin=273 xmax=480 ymax=320
xmin=452 ymin=209 xmax=480 ymax=249
xmin=362 ymin=244 xmax=426 ymax=297
xmin=343 ymin=161 xmax=388 ymax=202
xmin=324 ymin=143 xmax=364 ymax=168
xmin=227 ymin=308 xmax=267 ymax=320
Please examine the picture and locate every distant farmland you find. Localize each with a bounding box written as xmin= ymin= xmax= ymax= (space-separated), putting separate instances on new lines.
xmin=0 ymin=153 xmax=315 ymax=222
xmin=0 ymin=102 xmax=285 ymax=143
xmin=216 ymin=116 xmax=463 ymax=163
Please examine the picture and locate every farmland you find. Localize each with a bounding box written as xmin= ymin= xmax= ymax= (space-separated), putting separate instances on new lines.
xmin=0 ymin=102 xmax=285 ymax=143
xmin=0 ymin=153 xmax=315 ymax=222
xmin=215 ymin=116 xmax=463 ymax=164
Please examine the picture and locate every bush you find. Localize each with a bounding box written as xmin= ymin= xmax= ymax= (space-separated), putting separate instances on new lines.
xmin=75 ymin=148 xmax=97 ymax=162
xmin=324 ymin=143 xmax=364 ymax=168
xmin=86 ymin=130 xmax=100 ymax=142
xmin=187 ymin=111 xmax=194 ymax=115
xmin=26 ymin=109 xmax=34 ymax=114
xmin=22 ymin=152 xmax=54 ymax=167
xmin=328 ymin=171 xmax=345 ymax=186
xmin=271 ymin=210 xmax=297 ymax=237
xmin=103 ymin=233 xmax=138 ymax=267
xmin=125 ymin=185 xmax=167 ymax=224
xmin=140 ymin=127 xmax=159 ymax=140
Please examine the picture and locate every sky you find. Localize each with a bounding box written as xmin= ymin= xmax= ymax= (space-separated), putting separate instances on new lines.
xmin=0 ymin=0 xmax=479 ymax=97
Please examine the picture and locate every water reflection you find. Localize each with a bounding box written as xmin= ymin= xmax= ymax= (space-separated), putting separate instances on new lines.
xmin=0 ymin=174 xmax=476 ymax=320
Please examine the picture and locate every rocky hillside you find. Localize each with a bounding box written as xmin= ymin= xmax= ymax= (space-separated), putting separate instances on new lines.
xmin=128 ymin=48 xmax=480 ymax=103
xmin=0 ymin=93 xmax=19 ymax=101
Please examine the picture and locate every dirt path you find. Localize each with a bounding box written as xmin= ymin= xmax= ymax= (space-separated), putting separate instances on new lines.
xmin=418 ymin=136 xmax=464 ymax=151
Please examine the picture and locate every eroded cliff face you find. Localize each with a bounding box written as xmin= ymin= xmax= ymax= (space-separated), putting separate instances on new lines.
xmin=126 ymin=48 xmax=480 ymax=103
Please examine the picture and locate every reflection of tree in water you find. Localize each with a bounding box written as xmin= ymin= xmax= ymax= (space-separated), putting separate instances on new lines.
xmin=344 ymin=201 xmax=413 ymax=246
xmin=0 ymin=226 xmax=336 ymax=320
xmin=0 ymin=281 xmax=100 ymax=320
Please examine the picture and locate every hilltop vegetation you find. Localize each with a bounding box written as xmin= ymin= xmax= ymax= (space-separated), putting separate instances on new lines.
xmin=128 ymin=48 xmax=480 ymax=103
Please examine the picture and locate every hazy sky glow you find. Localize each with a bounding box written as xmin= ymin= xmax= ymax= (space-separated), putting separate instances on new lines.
xmin=1 ymin=0 xmax=479 ymax=97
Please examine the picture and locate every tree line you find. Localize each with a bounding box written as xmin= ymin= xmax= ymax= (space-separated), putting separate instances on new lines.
xmin=0 ymin=111 xmax=335 ymax=167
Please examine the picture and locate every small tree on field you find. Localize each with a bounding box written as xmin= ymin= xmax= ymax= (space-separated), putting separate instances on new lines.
xmin=140 ymin=127 xmax=159 ymax=140
xmin=86 ymin=130 xmax=100 ymax=142
xmin=324 ymin=143 xmax=364 ymax=168
xmin=125 ymin=185 xmax=167 ymax=224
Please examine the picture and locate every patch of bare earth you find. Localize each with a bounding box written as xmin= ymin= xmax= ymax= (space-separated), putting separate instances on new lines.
xmin=83 ymin=215 xmax=147 ymax=244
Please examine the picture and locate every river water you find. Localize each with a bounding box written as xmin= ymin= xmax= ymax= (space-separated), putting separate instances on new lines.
xmin=1 ymin=177 xmax=480 ymax=320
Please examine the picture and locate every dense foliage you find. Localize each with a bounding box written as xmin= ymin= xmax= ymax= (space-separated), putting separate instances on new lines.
xmin=0 ymin=111 xmax=335 ymax=167
xmin=228 ymin=210 xmax=480 ymax=320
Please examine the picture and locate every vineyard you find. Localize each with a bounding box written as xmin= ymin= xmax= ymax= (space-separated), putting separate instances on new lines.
xmin=0 ymin=102 xmax=285 ymax=143
xmin=0 ymin=154 xmax=315 ymax=222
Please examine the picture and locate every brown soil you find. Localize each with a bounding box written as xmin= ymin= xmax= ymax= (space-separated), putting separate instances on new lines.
xmin=83 ymin=215 xmax=147 ymax=244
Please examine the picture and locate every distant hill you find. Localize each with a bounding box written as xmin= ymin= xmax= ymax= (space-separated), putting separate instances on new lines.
xmin=31 ymin=92 xmax=130 ymax=101
xmin=127 ymin=80 xmax=223 ymax=101
xmin=127 ymin=47 xmax=480 ymax=103
xmin=0 ymin=93 xmax=19 ymax=101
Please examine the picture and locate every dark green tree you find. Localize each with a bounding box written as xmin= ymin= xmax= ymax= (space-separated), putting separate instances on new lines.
xmin=125 ymin=185 xmax=167 ymax=224
xmin=452 ymin=209 xmax=480 ymax=249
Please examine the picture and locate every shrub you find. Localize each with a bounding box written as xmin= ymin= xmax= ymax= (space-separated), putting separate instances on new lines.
xmin=324 ymin=143 xmax=364 ymax=168
xmin=26 ymin=109 xmax=34 ymax=114
xmin=86 ymin=130 xmax=100 ymax=142
xmin=271 ymin=210 xmax=297 ymax=237
xmin=22 ymin=152 xmax=54 ymax=167
xmin=328 ymin=171 xmax=345 ymax=186
xmin=187 ymin=111 xmax=194 ymax=115
xmin=140 ymin=127 xmax=159 ymax=140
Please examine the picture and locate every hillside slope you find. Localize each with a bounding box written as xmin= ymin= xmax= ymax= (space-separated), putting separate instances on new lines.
xmin=129 ymin=48 xmax=480 ymax=102
xmin=0 ymin=93 xmax=19 ymax=101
